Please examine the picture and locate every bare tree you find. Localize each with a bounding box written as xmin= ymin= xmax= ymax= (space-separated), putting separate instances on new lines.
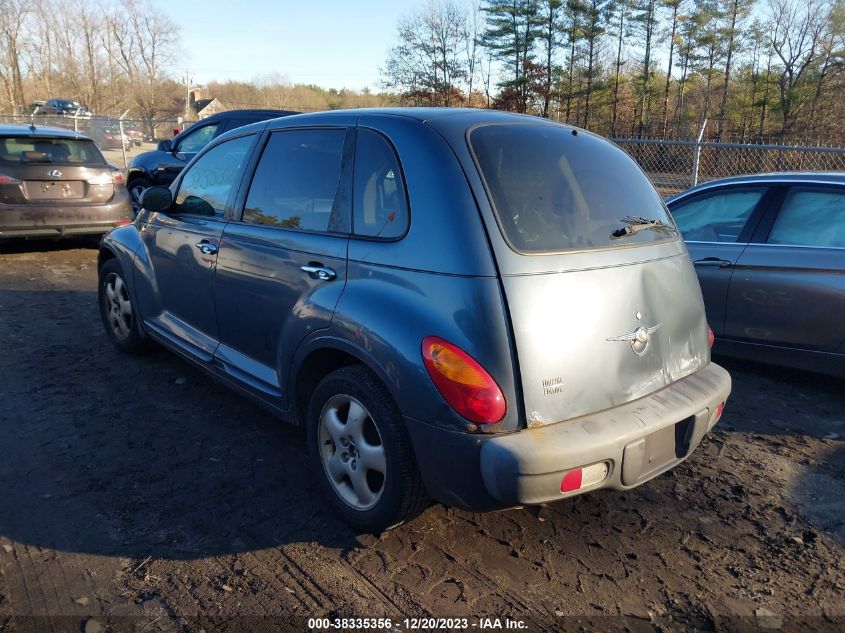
xmin=769 ymin=0 xmax=827 ymax=137
xmin=537 ymin=0 xmax=564 ymax=117
xmin=466 ymin=2 xmax=485 ymax=104
xmin=0 ymin=0 xmax=30 ymax=111
xmin=609 ymin=0 xmax=632 ymax=135
xmin=106 ymin=0 xmax=180 ymax=120
xmin=382 ymin=0 xmax=469 ymax=106
xmin=632 ymin=0 xmax=657 ymax=135
xmin=716 ymin=0 xmax=756 ymax=139
xmin=660 ymin=0 xmax=682 ymax=137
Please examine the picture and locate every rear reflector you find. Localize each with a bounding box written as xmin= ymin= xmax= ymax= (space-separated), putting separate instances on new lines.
xmin=707 ymin=325 xmax=715 ymax=349
xmin=560 ymin=469 xmax=582 ymax=492
xmin=716 ymin=401 xmax=725 ymax=420
xmin=561 ymin=462 xmax=609 ymax=493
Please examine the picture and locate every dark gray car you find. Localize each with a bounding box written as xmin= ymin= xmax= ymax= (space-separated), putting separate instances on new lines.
xmin=97 ymin=109 xmax=730 ymax=532
xmin=667 ymin=173 xmax=845 ymax=377
xmin=0 ymin=125 xmax=131 ymax=239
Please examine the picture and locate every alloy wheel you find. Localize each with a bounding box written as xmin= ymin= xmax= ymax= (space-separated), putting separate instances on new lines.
xmin=103 ymin=273 xmax=132 ymax=341
xmin=318 ymin=394 xmax=387 ymax=511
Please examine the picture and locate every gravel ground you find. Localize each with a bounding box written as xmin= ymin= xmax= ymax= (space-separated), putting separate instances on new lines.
xmin=0 ymin=239 xmax=842 ymax=633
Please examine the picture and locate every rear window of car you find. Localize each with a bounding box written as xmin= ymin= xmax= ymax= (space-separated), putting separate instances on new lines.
xmin=469 ymin=124 xmax=676 ymax=253
xmin=0 ymin=137 xmax=105 ymax=165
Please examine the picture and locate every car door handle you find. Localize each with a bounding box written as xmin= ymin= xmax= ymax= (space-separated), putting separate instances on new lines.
xmin=195 ymin=240 xmax=218 ymax=255
xmin=301 ymin=264 xmax=337 ymax=281
xmin=694 ymin=257 xmax=732 ymax=268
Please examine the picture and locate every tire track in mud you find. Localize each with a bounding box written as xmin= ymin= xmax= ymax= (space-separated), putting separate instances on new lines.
xmin=1 ymin=243 xmax=844 ymax=631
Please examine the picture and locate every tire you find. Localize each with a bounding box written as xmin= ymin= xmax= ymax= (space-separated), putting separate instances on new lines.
xmin=128 ymin=176 xmax=151 ymax=212
xmin=307 ymin=365 xmax=428 ymax=532
xmin=98 ymin=258 xmax=147 ymax=354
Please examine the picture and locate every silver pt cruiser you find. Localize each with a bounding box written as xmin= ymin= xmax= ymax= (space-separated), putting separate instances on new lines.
xmin=98 ymin=109 xmax=731 ymax=532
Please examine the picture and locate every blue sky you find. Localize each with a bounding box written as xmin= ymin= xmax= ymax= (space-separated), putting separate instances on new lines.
xmin=151 ymin=0 xmax=407 ymax=90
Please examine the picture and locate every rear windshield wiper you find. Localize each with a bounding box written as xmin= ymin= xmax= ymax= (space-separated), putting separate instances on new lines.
xmin=611 ymin=216 xmax=676 ymax=240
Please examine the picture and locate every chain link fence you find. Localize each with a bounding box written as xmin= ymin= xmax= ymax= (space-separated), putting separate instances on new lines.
xmin=0 ymin=114 xmax=182 ymax=168
xmin=3 ymin=111 xmax=843 ymax=189
xmin=611 ymin=138 xmax=845 ymax=197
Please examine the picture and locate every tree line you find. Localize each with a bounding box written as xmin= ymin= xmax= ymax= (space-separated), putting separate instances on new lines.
xmin=0 ymin=0 xmax=395 ymax=125
xmin=1 ymin=0 xmax=841 ymax=144
xmin=381 ymin=0 xmax=845 ymax=143
xmin=0 ymin=0 xmax=184 ymax=121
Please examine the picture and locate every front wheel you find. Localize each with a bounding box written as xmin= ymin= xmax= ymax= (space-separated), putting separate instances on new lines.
xmin=307 ymin=365 xmax=428 ymax=532
xmin=128 ymin=176 xmax=151 ymax=212
xmin=98 ymin=258 xmax=147 ymax=354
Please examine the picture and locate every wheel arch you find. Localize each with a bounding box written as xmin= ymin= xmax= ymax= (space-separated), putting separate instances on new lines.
xmin=126 ymin=166 xmax=150 ymax=183
xmin=289 ymin=336 xmax=399 ymax=426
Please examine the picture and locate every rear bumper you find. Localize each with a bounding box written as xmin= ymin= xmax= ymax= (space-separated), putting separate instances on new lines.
xmin=0 ymin=191 xmax=132 ymax=238
xmin=405 ymin=362 xmax=731 ymax=511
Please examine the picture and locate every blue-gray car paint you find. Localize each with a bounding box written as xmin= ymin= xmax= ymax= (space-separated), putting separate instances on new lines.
xmin=103 ymin=112 xmax=518 ymax=433
xmin=100 ymin=108 xmax=729 ymax=511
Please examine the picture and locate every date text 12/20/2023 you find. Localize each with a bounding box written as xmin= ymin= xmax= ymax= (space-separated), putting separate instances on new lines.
xmin=307 ymin=617 xmax=528 ymax=630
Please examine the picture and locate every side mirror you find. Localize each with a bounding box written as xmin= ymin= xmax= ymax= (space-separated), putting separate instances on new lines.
xmin=156 ymin=139 xmax=172 ymax=152
xmin=139 ymin=186 xmax=173 ymax=213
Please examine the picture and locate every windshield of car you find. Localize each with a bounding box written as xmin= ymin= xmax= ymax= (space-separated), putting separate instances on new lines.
xmin=0 ymin=137 xmax=105 ymax=165
xmin=469 ymin=124 xmax=676 ymax=253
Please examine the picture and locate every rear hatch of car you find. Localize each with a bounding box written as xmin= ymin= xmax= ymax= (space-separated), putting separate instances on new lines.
xmin=467 ymin=123 xmax=711 ymax=426
xmin=0 ymin=135 xmax=117 ymax=205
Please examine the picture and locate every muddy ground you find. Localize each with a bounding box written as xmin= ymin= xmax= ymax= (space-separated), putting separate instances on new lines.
xmin=0 ymin=239 xmax=842 ymax=633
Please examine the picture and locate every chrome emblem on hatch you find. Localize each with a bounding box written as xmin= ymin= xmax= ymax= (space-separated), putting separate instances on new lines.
xmin=607 ymin=323 xmax=661 ymax=356
xmin=48 ymin=169 xmax=62 ymax=178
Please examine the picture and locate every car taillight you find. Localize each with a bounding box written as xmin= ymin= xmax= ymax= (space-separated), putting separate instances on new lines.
xmin=89 ymin=169 xmax=125 ymax=186
xmin=707 ymin=325 xmax=715 ymax=349
xmin=421 ymin=336 xmax=506 ymax=424
xmin=0 ymin=173 xmax=20 ymax=184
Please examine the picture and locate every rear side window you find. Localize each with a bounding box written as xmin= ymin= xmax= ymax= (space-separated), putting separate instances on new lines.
xmin=670 ymin=188 xmax=765 ymax=243
xmin=469 ymin=124 xmax=675 ymax=253
xmin=768 ymin=188 xmax=845 ymax=248
xmin=243 ymin=129 xmax=346 ymax=233
xmin=353 ymin=129 xmax=408 ymax=239
xmin=0 ymin=137 xmax=104 ymax=165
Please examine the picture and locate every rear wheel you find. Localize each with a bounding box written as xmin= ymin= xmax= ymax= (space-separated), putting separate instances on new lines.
xmin=307 ymin=365 xmax=428 ymax=532
xmin=98 ymin=258 xmax=147 ymax=354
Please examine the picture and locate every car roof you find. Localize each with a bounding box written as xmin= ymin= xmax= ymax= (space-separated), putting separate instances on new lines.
xmin=666 ymin=172 xmax=845 ymax=202
xmin=211 ymin=107 xmax=588 ymax=144
xmin=260 ymin=106 xmax=572 ymax=124
xmin=203 ymin=108 xmax=299 ymax=121
xmin=0 ymin=123 xmax=91 ymax=140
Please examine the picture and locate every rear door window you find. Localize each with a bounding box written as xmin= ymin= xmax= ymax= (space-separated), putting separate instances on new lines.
xmin=242 ymin=129 xmax=347 ymax=233
xmin=353 ymin=129 xmax=408 ymax=239
xmin=469 ymin=124 xmax=676 ymax=253
xmin=767 ymin=187 xmax=845 ymax=248
xmin=670 ymin=188 xmax=766 ymax=243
